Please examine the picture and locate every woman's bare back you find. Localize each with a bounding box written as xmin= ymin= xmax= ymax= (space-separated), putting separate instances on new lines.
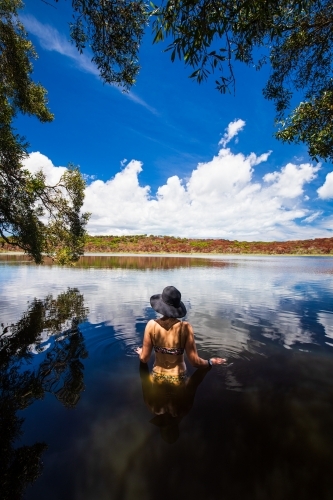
xmin=147 ymin=318 xmax=187 ymax=374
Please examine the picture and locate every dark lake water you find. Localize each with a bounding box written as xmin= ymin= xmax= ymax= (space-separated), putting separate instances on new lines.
xmin=1 ymin=254 xmax=333 ymax=500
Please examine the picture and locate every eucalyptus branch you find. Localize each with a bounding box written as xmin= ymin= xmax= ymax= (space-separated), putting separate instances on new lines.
xmin=225 ymin=31 xmax=235 ymax=93
xmin=41 ymin=0 xmax=57 ymax=8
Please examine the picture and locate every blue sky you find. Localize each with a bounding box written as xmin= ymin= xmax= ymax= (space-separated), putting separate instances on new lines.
xmin=17 ymin=0 xmax=333 ymax=240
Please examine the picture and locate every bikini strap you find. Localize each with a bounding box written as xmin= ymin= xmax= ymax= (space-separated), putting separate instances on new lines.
xmin=180 ymin=320 xmax=184 ymax=349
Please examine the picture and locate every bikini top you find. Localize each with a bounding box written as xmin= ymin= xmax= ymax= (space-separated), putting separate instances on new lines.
xmin=154 ymin=345 xmax=184 ymax=356
xmin=152 ymin=320 xmax=185 ymax=356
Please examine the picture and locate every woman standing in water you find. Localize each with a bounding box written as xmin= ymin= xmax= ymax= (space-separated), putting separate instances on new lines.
xmin=135 ymin=286 xmax=226 ymax=382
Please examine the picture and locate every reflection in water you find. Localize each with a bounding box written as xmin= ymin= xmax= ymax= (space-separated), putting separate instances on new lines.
xmin=72 ymin=345 xmax=333 ymax=500
xmin=74 ymin=255 xmax=231 ymax=270
xmin=198 ymin=348 xmax=333 ymax=500
xmin=0 ymin=253 xmax=231 ymax=269
xmin=1 ymin=288 xmax=88 ymax=358
xmin=0 ymin=289 xmax=88 ymax=500
xmin=139 ymin=362 xmax=209 ymax=444
xmin=1 ymin=256 xmax=333 ymax=500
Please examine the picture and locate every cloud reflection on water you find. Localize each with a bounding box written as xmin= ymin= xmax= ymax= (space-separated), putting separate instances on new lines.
xmin=1 ymin=256 xmax=333 ymax=500
xmin=0 ymin=255 xmax=332 ymax=359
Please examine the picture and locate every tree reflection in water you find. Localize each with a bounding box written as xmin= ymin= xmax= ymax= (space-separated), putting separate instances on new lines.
xmin=139 ymin=362 xmax=210 ymax=444
xmin=0 ymin=288 xmax=88 ymax=500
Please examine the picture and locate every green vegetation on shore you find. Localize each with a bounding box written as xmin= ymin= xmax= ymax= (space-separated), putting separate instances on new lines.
xmin=2 ymin=235 xmax=333 ymax=255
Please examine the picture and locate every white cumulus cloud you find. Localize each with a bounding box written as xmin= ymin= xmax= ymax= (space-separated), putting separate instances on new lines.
xmin=219 ymin=119 xmax=246 ymax=147
xmin=23 ymin=121 xmax=331 ymax=241
xmin=317 ymin=171 xmax=333 ymax=199
xmin=263 ymin=162 xmax=320 ymax=198
xmin=23 ymin=151 xmax=66 ymax=185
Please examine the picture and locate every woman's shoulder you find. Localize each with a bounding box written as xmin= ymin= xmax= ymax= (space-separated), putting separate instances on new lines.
xmin=180 ymin=320 xmax=193 ymax=334
xmin=146 ymin=319 xmax=156 ymax=329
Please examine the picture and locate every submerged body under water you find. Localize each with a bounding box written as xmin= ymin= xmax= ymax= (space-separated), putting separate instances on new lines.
xmin=1 ymin=254 xmax=333 ymax=500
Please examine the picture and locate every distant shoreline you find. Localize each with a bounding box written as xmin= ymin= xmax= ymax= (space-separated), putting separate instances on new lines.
xmin=1 ymin=235 xmax=333 ymax=256
xmin=83 ymin=252 xmax=333 ymax=257
xmin=1 ymin=251 xmax=333 ymax=258
xmin=84 ymin=235 xmax=333 ymax=255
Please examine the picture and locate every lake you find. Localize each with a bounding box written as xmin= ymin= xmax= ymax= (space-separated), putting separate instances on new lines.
xmin=1 ymin=254 xmax=333 ymax=500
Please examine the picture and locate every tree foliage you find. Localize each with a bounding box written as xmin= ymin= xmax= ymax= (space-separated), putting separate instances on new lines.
xmin=151 ymin=0 xmax=333 ymax=161
xmin=69 ymin=0 xmax=149 ymax=88
xmin=0 ymin=0 xmax=89 ymax=264
xmin=53 ymin=0 xmax=333 ymax=161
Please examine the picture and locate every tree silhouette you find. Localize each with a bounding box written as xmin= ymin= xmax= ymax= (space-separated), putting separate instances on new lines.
xmin=0 ymin=288 xmax=88 ymax=500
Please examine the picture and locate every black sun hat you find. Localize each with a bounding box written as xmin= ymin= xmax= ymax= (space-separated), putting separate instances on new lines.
xmin=150 ymin=286 xmax=187 ymax=318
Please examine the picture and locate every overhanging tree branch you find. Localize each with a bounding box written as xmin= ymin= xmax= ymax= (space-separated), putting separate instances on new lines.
xmin=1 ymin=0 xmax=89 ymax=264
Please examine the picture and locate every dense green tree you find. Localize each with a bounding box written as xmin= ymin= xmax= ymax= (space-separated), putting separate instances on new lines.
xmin=0 ymin=0 xmax=89 ymax=264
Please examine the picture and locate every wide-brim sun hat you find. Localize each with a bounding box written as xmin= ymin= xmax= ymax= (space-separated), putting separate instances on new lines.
xmin=150 ymin=286 xmax=187 ymax=318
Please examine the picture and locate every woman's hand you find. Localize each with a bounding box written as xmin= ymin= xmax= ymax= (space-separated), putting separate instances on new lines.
xmin=135 ymin=347 xmax=143 ymax=356
xmin=210 ymin=357 xmax=227 ymax=365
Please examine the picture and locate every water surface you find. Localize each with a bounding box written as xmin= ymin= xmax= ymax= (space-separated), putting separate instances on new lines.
xmin=1 ymin=255 xmax=333 ymax=500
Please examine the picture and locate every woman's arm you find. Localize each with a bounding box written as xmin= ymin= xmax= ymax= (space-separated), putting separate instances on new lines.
xmin=135 ymin=320 xmax=153 ymax=363
xmin=184 ymin=322 xmax=226 ymax=367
